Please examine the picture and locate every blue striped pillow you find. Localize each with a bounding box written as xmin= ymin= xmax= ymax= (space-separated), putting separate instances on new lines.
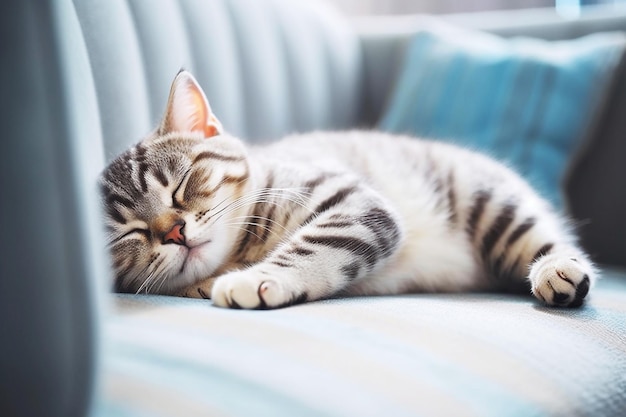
xmin=379 ymin=24 xmax=625 ymax=208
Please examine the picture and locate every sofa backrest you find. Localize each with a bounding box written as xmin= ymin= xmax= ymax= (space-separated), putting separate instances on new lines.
xmin=73 ymin=0 xmax=364 ymax=162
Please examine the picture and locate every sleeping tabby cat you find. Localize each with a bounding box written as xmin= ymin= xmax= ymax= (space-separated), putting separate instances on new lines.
xmin=100 ymin=70 xmax=595 ymax=309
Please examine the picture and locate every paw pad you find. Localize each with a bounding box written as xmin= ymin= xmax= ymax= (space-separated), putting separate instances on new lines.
xmin=530 ymin=256 xmax=593 ymax=308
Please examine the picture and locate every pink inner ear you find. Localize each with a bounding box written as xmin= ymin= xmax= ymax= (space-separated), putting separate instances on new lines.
xmin=204 ymin=115 xmax=223 ymax=138
xmin=204 ymin=124 xmax=219 ymax=138
xmin=165 ymin=72 xmax=223 ymax=137
xmin=169 ymin=81 xmax=208 ymax=134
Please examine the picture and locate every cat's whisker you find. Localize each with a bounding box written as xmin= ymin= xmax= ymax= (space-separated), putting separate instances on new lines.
xmin=217 ymin=187 xmax=313 ymax=213
xmin=229 ymin=215 xmax=291 ymax=233
xmin=145 ymin=257 xmax=167 ymax=292
xmin=209 ymin=192 xmax=314 ymax=223
xmin=150 ymin=262 xmax=172 ymax=294
xmin=200 ymin=194 xmax=232 ymax=216
xmin=136 ymin=267 xmax=159 ymax=295
xmin=207 ymin=199 xmax=294 ymax=227
xmin=130 ymin=256 xmax=158 ymax=293
xmin=135 ymin=255 xmax=165 ymax=294
xmin=135 ymin=271 xmax=155 ymax=295
xmin=224 ymin=220 xmax=284 ymax=240
xmin=205 ymin=198 xmax=274 ymax=224
xmin=225 ymin=224 xmax=267 ymax=243
xmin=218 ymin=190 xmax=311 ymax=213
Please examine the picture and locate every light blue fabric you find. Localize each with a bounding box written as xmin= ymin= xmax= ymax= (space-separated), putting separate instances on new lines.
xmin=73 ymin=0 xmax=362 ymax=160
xmin=94 ymin=269 xmax=626 ymax=417
xmin=379 ymin=25 xmax=625 ymax=207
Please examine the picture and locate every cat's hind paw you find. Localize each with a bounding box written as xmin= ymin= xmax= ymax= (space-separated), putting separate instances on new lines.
xmin=529 ymin=255 xmax=594 ymax=308
xmin=211 ymin=269 xmax=307 ymax=309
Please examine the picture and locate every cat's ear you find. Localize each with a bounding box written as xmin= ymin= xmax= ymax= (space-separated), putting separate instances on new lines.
xmin=158 ymin=70 xmax=223 ymax=138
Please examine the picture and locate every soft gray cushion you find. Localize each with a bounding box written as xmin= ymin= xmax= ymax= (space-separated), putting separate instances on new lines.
xmin=73 ymin=0 xmax=362 ymax=160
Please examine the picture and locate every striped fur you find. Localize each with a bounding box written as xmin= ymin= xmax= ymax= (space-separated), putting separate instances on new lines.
xmin=100 ymin=74 xmax=596 ymax=309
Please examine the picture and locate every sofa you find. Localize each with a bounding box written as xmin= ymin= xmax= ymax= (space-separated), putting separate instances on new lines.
xmin=2 ymin=1 xmax=626 ymax=416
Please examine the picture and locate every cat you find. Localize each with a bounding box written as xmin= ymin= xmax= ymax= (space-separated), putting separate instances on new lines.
xmin=100 ymin=70 xmax=595 ymax=309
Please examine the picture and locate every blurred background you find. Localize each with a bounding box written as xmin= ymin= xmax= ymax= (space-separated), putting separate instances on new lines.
xmin=331 ymin=0 xmax=626 ymax=15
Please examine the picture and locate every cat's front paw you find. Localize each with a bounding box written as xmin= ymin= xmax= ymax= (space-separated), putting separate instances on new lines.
xmin=529 ymin=255 xmax=593 ymax=308
xmin=179 ymin=276 xmax=217 ymax=299
xmin=211 ymin=269 xmax=306 ymax=309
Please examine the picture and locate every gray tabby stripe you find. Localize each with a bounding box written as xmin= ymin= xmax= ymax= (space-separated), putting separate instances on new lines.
xmin=304 ymin=173 xmax=335 ymax=193
xmin=153 ymin=167 xmax=169 ymax=187
xmin=260 ymin=205 xmax=277 ymax=241
xmin=286 ymin=246 xmax=315 ymax=256
xmin=532 ymin=243 xmax=554 ymax=262
xmin=303 ymin=186 xmax=357 ymax=225
xmin=271 ymin=260 xmax=293 ymax=268
xmin=234 ymin=173 xmax=274 ymax=256
xmin=341 ymin=262 xmax=361 ymax=281
xmin=301 ymin=235 xmax=379 ymax=268
xmin=446 ymin=170 xmax=457 ymax=224
xmin=506 ymin=217 xmax=536 ymax=247
xmin=466 ymin=189 xmax=492 ymax=240
xmin=360 ymin=207 xmax=400 ymax=256
xmin=194 ymin=151 xmax=245 ymax=163
xmin=481 ymin=203 xmax=517 ymax=260
xmin=317 ymin=221 xmax=355 ymax=228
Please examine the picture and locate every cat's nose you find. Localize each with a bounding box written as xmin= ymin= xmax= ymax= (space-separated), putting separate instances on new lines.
xmin=163 ymin=220 xmax=186 ymax=245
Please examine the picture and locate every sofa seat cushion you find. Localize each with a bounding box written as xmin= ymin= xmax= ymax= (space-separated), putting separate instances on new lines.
xmin=94 ymin=268 xmax=626 ymax=417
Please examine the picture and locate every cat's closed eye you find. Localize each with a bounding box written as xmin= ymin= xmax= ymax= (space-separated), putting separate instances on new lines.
xmin=110 ymin=227 xmax=150 ymax=245
xmin=171 ymin=170 xmax=190 ymax=209
xmin=125 ymin=228 xmax=151 ymax=240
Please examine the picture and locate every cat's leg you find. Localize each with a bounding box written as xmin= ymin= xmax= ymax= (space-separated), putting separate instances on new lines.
xmin=478 ymin=196 xmax=596 ymax=307
xmin=210 ymin=179 xmax=403 ymax=309
xmin=179 ymin=276 xmax=217 ymax=299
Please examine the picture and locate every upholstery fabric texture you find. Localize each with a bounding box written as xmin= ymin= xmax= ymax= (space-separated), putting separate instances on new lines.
xmin=96 ymin=269 xmax=626 ymax=417
xmin=379 ymin=22 xmax=626 ymax=207
xmin=73 ymin=0 xmax=362 ymax=161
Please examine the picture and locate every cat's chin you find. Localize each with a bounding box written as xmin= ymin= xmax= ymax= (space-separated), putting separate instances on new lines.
xmin=163 ymin=241 xmax=225 ymax=295
xmin=185 ymin=240 xmax=212 ymax=263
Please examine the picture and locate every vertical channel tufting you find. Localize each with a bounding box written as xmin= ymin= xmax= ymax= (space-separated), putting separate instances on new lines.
xmin=309 ymin=3 xmax=362 ymax=130
xmin=265 ymin=0 xmax=294 ymax=135
xmin=74 ymin=0 xmax=363 ymax=149
xmin=178 ymin=0 xmax=247 ymax=139
xmin=270 ymin=0 xmax=359 ymax=138
xmin=271 ymin=0 xmax=330 ymax=133
xmin=225 ymin=0 xmax=291 ymax=141
xmin=221 ymin=0 xmax=361 ymax=141
xmin=72 ymin=0 xmax=152 ymax=161
xmin=126 ymin=0 xmax=196 ymax=126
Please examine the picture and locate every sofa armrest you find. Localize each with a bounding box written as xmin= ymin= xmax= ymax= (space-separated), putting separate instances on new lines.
xmin=0 ymin=1 xmax=107 ymax=416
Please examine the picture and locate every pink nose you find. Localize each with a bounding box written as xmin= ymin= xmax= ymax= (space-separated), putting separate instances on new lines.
xmin=163 ymin=222 xmax=186 ymax=245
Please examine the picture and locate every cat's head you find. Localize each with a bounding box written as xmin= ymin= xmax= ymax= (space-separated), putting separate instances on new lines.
xmin=100 ymin=71 xmax=252 ymax=294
